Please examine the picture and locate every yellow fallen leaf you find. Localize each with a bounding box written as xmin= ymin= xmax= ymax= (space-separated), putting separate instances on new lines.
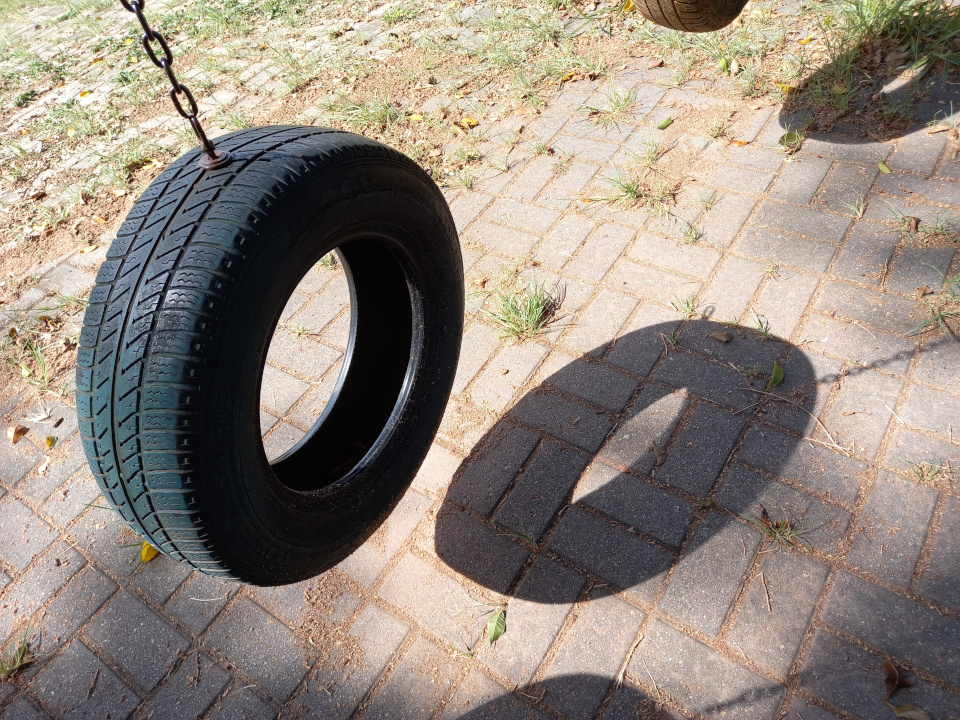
xmin=45 ymin=435 xmax=57 ymax=449
xmin=777 ymin=83 xmax=797 ymax=96
xmin=80 ymin=90 xmax=91 ymax=98
xmin=93 ymin=216 xmax=106 ymax=223
xmin=79 ymin=243 xmax=99 ymax=254
xmin=461 ymin=117 xmax=479 ymax=128
xmin=408 ymin=113 xmax=423 ymax=121
xmin=729 ymin=139 xmax=750 ymax=147
xmin=92 ymin=57 xmax=103 ymax=64
xmin=7 ymin=425 xmax=27 ymax=444
xmin=141 ymin=542 xmax=160 ymax=563
xmin=622 ymin=0 xmax=636 ymax=10
xmin=67 ymin=127 xmax=76 ymax=137
xmin=798 ymin=35 xmax=815 ymax=44
xmin=125 ymin=37 xmax=134 ymax=44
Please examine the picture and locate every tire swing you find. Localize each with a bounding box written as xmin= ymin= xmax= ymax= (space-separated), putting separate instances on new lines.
xmin=77 ymin=1 xmax=463 ymax=585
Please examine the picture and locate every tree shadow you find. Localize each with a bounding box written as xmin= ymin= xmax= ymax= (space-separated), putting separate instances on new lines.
xmin=434 ymin=319 xmax=823 ymax=605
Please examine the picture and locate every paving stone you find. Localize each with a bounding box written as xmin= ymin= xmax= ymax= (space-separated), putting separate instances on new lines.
xmin=539 ymin=161 xmax=600 ymax=211
xmin=604 ymin=683 xmax=685 ymax=720
xmin=814 ymin=281 xmax=924 ymax=334
xmin=259 ymin=365 xmax=310 ymax=415
xmin=36 ymin=566 xmax=116 ymax=648
xmin=922 ymin=496 xmax=960 ymax=611
xmin=340 ymin=488 xmax=432 ymax=586
xmin=484 ymin=198 xmax=559 ymax=235
xmin=37 ymin=264 xmax=95 ymax=298
xmin=845 ymin=471 xmax=938 ymax=586
xmin=769 ymin=156 xmax=833 ymax=205
xmin=495 ymin=441 xmax=589 ymax=541
xmin=700 ymin=192 xmax=757 ymax=247
xmin=85 ymin=590 xmax=189 ymax=691
xmin=823 ymin=369 xmax=903 ymax=459
xmin=33 ymin=641 xmax=140 ymax=720
xmin=441 ymin=669 xmax=552 ymax=720
xmin=470 ymin=342 xmax=548 ymax=414
xmin=888 ymin=126 xmax=949 ymax=175
xmin=631 ymin=620 xmax=785 ymax=720
xmin=737 ymin=427 xmax=866 ymax=506
xmin=561 ymin=289 xmax=638 ymax=357
xmin=552 ymin=134 xmax=620 ymax=164
xmin=913 ymin=338 xmax=960 ymax=394
xmin=753 ymin=200 xmax=852 ymax=243
xmin=652 ymin=352 xmax=760 ymax=412
xmin=379 ymin=553 xmax=486 ymax=651
xmin=504 ymin=155 xmax=559 ymax=201
xmin=363 ymin=635 xmax=459 ymax=720
xmin=727 ymin=551 xmax=830 ymax=675
xmin=0 ymin=435 xmax=42 ymax=484
xmin=40 ymin=471 xmax=101 ymax=527
xmin=481 ymin=556 xmax=584 ymax=683
xmin=816 ymin=162 xmax=879 ymax=217
xmin=0 ymin=498 xmax=57 ymax=571
xmin=450 ymin=192 xmax=494 ymax=232
xmin=605 ymin=260 xmax=702 ymax=305
xmin=899 ymin=383 xmax=960 ymax=440
xmin=206 ymin=685 xmax=277 ymax=720
xmin=626 ymin=233 xmax=721 ymax=279
xmin=699 ymin=255 xmax=765 ymax=323
xmin=509 ymin=390 xmax=614 ymax=452
xmin=15 ymin=436 xmax=85 ymax=506
xmin=564 ymin=222 xmax=635 ymax=282
xmin=800 ymin=315 xmax=914 ymax=375
xmin=448 ymin=424 xmax=539 ymax=515
xmin=0 ymin=543 xmax=83 ymax=642
xmin=800 ymin=133 xmax=892 ymax=164
xmin=888 ymin=245 xmax=957 ymax=295
xmin=533 ymin=213 xmax=596 ymax=270
xmin=451 ymin=321 xmax=501 ymax=395
xmin=883 ymin=426 xmax=960 ymax=478
xmin=824 ymin=571 xmax=960 ymax=686
xmin=165 ymin=571 xmax=238 ymax=635
xmin=736 ymin=226 xmax=837 ymax=274
xmin=576 ymin=463 xmax=693 ymax=546
xmin=547 ymin=506 xmax=672 ymax=603
xmin=719 ymin=466 xmax=852 ymax=553
xmin=831 ymin=221 xmax=899 ymax=286
xmin=877 ymin=171 xmax=960 ymax=207
xmin=753 ymin=271 xmax=820 ymax=340
xmin=265 ymin=331 xmax=341 ymax=381
xmin=537 ymin=353 xmax=637 ymax=413
xmin=207 ymin=597 xmax=307 ymax=701
xmin=705 ymin=164 xmax=774 ymax=194
xmin=655 ymin=403 xmax=747 ymax=497
xmin=136 ymin=651 xmax=230 ymax=720
xmin=0 ymin=697 xmax=50 ymax=720
xmin=798 ymin=629 xmax=960 ymax=720
xmin=606 ymin=303 xmax=681 ymax=375
xmin=783 ymin=697 xmax=843 ymax=720
xmin=262 ymin=421 xmax=304 ymax=461
xmin=541 ymin=591 xmax=644 ymax=720
xmin=434 ymin=506 xmax=530 ymax=594
xmin=129 ymin=551 xmax=192 ymax=605
xmin=466 ymin=219 xmax=540 ymax=257
xmin=599 ymin=385 xmax=688 ymax=475
xmin=294 ymin=602 xmax=409 ymax=719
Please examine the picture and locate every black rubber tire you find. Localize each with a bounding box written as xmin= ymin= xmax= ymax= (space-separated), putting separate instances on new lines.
xmin=76 ymin=126 xmax=463 ymax=585
xmin=635 ymin=0 xmax=747 ymax=31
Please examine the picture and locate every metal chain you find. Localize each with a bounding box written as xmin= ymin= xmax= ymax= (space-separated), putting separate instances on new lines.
xmin=119 ymin=0 xmax=230 ymax=169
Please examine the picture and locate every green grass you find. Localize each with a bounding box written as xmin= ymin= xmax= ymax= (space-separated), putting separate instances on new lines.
xmin=481 ymin=273 xmax=561 ymax=341
xmin=324 ymin=92 xmax=403 ymax=131
xmin=581 ymin=85 xmax=636 ymax=129
xmin=0 ymin=628 xmax=40 ymax=679
xmin=383 ymin=5 xmax=420 ymax=24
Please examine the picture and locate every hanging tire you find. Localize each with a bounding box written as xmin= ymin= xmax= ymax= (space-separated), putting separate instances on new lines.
xmin=635 ymin=0 xmax=747 ymax=31
xmin=76 ymin=126 xmax=463 ymax=585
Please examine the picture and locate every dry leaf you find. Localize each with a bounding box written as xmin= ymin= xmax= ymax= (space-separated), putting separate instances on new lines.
xmin=649 ymin=442 xmax=667 ymax=467
xmin=45 ymin=435 xmax=57 ymax=449
xmin=885 ymin=702 xmax=931 ymax=720
xmin=647 ymin=58 xmax=664 ymax=69
xmin=759 ymin=504 xmax=774 ymax=529
xmin=798 ymin=35 xmax=815 ymax=44
xmin=883 ymin=660 xmax=914 ymax=700
xmin=7 ymin=425 xmax=27 ymax=444
xmin=907 ymin=216 xmax=920 ymax=233
xmin=140 ymin=542 xmax=160 ymax=563
xmin=728 ymin=140 xmax=750 ymax=147
xmin=79 ymin=243 xmax=99 ymax=254
xmin=460 ymin=117 xmax=479 ymax=128
xmin=79 ymin=90 xmax=91 ymax=98
xmin=916 ymin=285 xmax=932 ymax=297
xmin=709 ymin=331 xmax=733 ymax=343
xmin=622 ymin=0 xmax=636 ymax=11
xmin=407 ymin=113 xmax=423 ymax=121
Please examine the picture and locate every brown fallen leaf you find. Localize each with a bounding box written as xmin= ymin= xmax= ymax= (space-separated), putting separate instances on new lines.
xmin=709 ymin=331 xmax=733 ymax=343
xmin=885 ymin=702 xmax=931 ymax=720
xmin=907 ymin=216 xmax=920 ymax=234
xmin=7 ymin=425 xmax=27 ymax=444
xmin=647 ymin=58 xmax=664 ymax=69
xmin=883 ymin=659 xmax=914 ymax=700
xmin=728 ymin=140 xmax=750 ymax=147
xmin=649 ymin=441 xmax=667 ymax=467
xmin=759 ymin=504 xmax=774 ymax=529
xmin=916 ymin=285 xmax=932 ymax=297
xmin=927 ymin=124 xmax=952 ymax=135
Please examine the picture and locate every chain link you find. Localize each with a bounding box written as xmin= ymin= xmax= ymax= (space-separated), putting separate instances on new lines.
xmin=120 ymin=0 xmax=230 ymax=169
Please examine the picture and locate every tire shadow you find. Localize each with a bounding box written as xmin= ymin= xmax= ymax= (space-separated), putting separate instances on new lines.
xmin=434 ymin=319 xmax=823 ymax=605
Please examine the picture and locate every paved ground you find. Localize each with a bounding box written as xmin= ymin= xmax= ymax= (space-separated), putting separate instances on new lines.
xmin=3 ymin=11 xmax=960 ymax=720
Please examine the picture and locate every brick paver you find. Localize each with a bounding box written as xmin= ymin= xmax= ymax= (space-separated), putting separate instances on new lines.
xmin=1 ymin=4 xmax=959 ymax=719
